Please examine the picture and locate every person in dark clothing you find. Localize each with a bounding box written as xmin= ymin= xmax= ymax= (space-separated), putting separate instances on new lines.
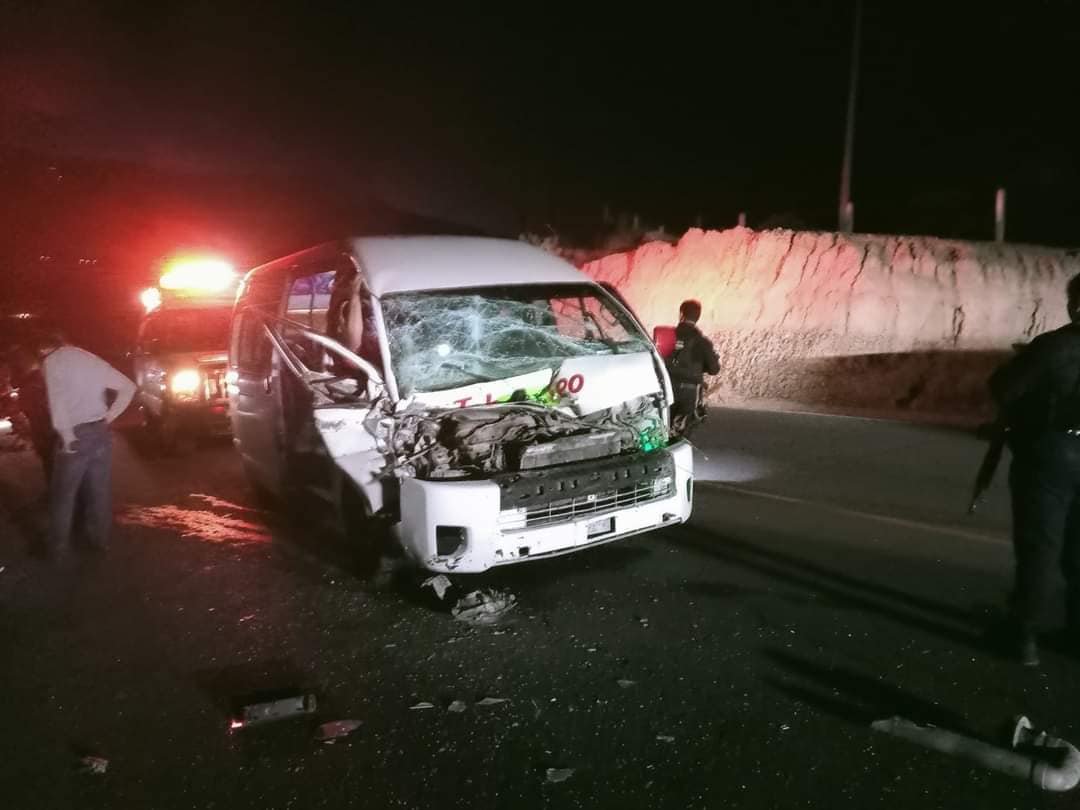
xmin=10 ymin=346 xmax=55 ymax=483
xmin=990 ymin=273 xmax=1080 ymax=666
xmin=667 ymin=299 xmax=720 ymax=436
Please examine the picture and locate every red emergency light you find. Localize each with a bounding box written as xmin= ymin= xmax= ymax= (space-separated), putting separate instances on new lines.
xmin=140 ymin=287 xmax=163 ymax=312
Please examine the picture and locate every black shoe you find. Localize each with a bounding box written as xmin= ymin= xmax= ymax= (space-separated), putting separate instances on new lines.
xmin=1018 ymin=634 xmax=1040 ymax=667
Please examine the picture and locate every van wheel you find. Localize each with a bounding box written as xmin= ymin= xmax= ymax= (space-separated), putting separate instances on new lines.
xmin=338 ymin=481 xmax=386 ymax=577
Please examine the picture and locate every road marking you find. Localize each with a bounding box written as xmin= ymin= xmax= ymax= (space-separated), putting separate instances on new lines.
xmin=706 ymin=482 xmax=1007 ymax=545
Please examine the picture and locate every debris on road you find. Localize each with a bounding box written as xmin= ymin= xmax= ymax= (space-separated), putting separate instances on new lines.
xmin=410 ymin=702 xmax=435 ymax=710
xmin=79 ymin=756 xmax=108 ymax=775
xmin=872 ymin=715 xmax=1080 ymax=792
xmin=546 ymin=768 xmax=576 ymax=784
xmin=477 ymin=697 xmax=509 ymax=706
xmin=423 ymin=574 xmax=453 ymax=600
xmin=616 ymin=679 xmax=636 ymax=689
xmin=316 ymin=720 xmax=362 ymax=742
xmin=451 ymin=588 xmax=517 ymax=626
xmin=230 ymin=692 xmax=317 ymax=729
xmin=448 ymin=700 xmax=467 ymax=713
xmin=656 ymin=735 xmax=675 ymax=743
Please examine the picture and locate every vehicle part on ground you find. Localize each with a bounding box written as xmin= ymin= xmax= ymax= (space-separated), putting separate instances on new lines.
xmin=451 ymin=588 xmax=517 ymax=626
xmin=545 ymin=768 xmax=575 ymax=784
xmin=422 ymin=574 xmax=453 ymax=600
xmin=79 ymin=756 xmax=108 ymax=775
xmin=230 ymin=692 xmax=317 ymax=729
xmin=872 ymin=715 xmax=1080 ymax=792
xmin=316 ymin=719 xmax=362 ymax=742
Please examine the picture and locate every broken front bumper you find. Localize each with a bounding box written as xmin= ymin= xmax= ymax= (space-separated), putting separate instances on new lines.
xmin=399 ymin=441 xmax=693 ymax=573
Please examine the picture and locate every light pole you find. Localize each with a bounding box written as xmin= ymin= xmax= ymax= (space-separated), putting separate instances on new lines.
xmin=838 ymin=0 xmax=862 ymax=233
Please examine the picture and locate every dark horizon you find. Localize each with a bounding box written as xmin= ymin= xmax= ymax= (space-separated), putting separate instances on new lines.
xmin=3 ymin=1 xmax=1080 ymax=277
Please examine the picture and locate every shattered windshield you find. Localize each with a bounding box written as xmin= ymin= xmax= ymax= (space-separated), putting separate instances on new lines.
xmin=382 ymin=283 xmax=652 ymax=395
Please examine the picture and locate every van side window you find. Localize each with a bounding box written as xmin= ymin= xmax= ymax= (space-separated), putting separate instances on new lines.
xmin=286 ymin=268 xmax=335 ymax=332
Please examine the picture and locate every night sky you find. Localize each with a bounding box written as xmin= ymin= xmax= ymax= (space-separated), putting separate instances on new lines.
xmin=3 ymin=0 xmax=1080 ymax=278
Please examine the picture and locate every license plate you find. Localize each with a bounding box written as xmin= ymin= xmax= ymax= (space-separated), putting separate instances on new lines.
xmin=587 ymin=517 xmax=614 ymax=538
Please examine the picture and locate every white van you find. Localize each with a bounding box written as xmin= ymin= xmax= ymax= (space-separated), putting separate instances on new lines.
xmin=228 ymin=236 xmax=693 ymax=573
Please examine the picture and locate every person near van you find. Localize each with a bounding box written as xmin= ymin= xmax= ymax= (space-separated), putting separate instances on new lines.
xmin=667 ymin=299 xmax=720 ymax=434
xmin=38 ymin=334 xmax=135 ymax=559
xmin=989 ymin=273 xmax=1080 ymax=666
xmin=10 ymin=345 xmax=56 ymax=482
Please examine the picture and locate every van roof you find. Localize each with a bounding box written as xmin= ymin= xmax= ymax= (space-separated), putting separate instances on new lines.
xmin=350 ymin=236 xmax=586 ymax=296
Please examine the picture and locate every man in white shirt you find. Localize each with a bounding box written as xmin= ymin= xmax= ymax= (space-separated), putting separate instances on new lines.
xmin=38 ymin=334 xmax=135 ymax=558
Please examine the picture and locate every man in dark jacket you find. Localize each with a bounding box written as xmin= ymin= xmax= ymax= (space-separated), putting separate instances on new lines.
xmin=990 ymin=274 xmax=1080 ymax=666
xmin=667 ymin=299 xmax=720 ymax=435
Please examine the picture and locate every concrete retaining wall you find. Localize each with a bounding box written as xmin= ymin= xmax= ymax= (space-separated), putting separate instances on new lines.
xmin=582 ymin=228 xmax=1080 ymax=420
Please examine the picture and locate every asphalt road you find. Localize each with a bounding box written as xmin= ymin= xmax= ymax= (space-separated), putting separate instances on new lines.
xmin=0 ymin=407 xmax=1074 ymax=810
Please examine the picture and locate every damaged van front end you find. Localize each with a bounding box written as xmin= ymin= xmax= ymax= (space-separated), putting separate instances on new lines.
xmin=234 ymin=238 xmax=693 ymax=574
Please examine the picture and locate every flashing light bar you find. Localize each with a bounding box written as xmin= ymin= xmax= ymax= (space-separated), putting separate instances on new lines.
xmin=159 ymin=257 xmax=237 ymax=293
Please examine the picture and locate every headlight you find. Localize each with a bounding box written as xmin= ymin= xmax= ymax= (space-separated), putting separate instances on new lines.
xmin=170 ymin=369 xmax=202 ymax=398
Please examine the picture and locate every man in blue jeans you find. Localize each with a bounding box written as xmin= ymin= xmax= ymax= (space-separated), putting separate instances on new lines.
xmin=38 ymin=334 xmax=135 ymax=559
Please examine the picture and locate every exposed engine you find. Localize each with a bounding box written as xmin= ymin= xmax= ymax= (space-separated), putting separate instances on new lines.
xmin=371 ymin=394 xmax=668 ymax=480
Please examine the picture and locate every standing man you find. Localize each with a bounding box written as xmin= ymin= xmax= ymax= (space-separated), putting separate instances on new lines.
xmin=990 ymin=274 xmax=1080 ymax=666
xmin=667 ymin=299 xmax=720 ymax=436
xmin=38 ymin=334 xmax=135 ymax=559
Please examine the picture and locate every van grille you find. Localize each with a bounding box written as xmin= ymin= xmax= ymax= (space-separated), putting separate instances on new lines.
xmin=497 ymin=464 xmax=675 ymax=531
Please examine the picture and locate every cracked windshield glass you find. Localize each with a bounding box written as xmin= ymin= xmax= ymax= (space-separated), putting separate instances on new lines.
xmin=381 ymin=283 xmax=652 ymax=396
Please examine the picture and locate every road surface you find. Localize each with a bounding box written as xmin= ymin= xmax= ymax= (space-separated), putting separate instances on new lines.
xmin=1 ymin=407 xmax=1071 ymax=810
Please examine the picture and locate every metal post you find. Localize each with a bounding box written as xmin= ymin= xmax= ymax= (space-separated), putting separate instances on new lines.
xmin=995 ymin=188 xmax=1006 ymax=243
xmin=737 ymin=212 xmax=747 ymax=227
xmin=838 ymin=0 xmax=863 ymax=233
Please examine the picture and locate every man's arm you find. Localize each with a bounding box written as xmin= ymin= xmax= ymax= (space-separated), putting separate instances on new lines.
xmin=701 ymin=337 xmax=720 ymax=376
xmin=101 ymin=361 xmax=136 ymax=424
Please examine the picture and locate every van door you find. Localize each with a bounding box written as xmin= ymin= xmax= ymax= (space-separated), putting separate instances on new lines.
xmin=230 ymin=273 xmax=287 ymax=494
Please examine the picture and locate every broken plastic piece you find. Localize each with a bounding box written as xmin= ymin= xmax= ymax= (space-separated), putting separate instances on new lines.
xmin=316 ymin=720 xmax=362 ymax=742
xmin=423 ymin=574 xmax=453 ymax=601
xmin=616 ymin=679 xmax=636 ymax=689
xmin=477 ymin=697 xmax=510 ymax=706
xmin=80 ymin=756 xmax=108 ymax=775
xmin=448 ymin=700 xmax=467 ymax=713
xmin=545 ymin=768 xmax=575 ymax=784
xmin=410 ymin=702 xmax=435 ymax=710
xmin=872 ymin=715 xmax=1080 ymax=792
xmin=656 ymin=735 xmax=675 ymax=743
xmin=452 ymin=589 xmax=517 ymax=626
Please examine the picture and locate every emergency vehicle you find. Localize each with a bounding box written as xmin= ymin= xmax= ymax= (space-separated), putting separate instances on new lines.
xmin=133 ymin=257 xmax=238 ymax=451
